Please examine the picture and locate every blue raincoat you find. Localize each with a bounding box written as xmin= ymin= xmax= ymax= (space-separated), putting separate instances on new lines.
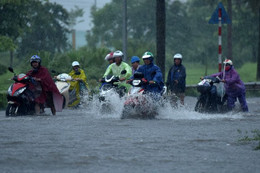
xmin=135 ymin=61 xmax=164 ymax=94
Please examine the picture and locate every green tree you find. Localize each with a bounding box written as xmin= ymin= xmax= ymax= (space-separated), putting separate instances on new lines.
xmin=17 ymin=0 xmax=70 ymax=56
xmin=0 ymin=36 xmax=16 ymax=52
xmin=86 ymin=0 xmax=156 ymax=51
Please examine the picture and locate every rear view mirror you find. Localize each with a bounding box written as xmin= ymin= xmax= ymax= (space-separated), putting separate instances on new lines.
xmin=8 ymin=67 xmax=14 ymax=73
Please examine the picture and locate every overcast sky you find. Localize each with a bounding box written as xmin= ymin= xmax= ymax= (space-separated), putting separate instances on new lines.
xmin=49 ymin=0 xmax=111 ymax=31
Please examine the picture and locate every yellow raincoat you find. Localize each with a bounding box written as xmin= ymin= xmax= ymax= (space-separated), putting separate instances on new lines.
xmin=68 ymin=68 xmax=89 ymax=107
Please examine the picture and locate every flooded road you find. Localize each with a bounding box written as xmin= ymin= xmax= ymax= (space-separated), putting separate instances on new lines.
xmin=0 ymin=97 xmax=260 ymax=173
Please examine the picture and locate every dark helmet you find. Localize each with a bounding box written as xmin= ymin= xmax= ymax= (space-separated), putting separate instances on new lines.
xmin=30 ymin=55 xmax=41 ymax=63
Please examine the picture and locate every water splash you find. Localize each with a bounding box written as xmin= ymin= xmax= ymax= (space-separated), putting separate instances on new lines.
xmin=157 ymin=99 xmax=244 ymax=120
xmin=81 ymin=91 xmax=124 ymax=119
xmin=79 ymin=94 xmax=246 ymax=120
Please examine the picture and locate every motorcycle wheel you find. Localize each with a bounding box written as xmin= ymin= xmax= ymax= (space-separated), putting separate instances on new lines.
xmin=6 ymin=104 xmax=19 ymax=117
xmin=194 ymin=97 xmax=206 ymax=113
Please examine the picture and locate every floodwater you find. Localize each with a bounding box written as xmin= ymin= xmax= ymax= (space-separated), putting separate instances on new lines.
xmin=0 ymin=96 xmax=260 ymax=173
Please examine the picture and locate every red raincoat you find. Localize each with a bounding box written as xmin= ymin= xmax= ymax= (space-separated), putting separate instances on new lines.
xmin=27 ymin=66 xmax=63 ymax=112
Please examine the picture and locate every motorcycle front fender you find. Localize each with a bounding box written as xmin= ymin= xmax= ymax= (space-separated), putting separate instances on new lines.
xmin=8 ymin=101 xmax=16 ymax=104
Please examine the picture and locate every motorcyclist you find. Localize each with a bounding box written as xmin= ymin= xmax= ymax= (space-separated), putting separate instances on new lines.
xmin=204 ymin=59 xmax=249 ymax=112
xmin=133 ymin=51 xmax=164 ymax=99
xmin=131 ymin=56 xmax=141 ymax=75
xmin=166 ymin=53 xmax=186 ymax=106
xmin=26 ymin=55 xmax=63 ymax=115
xmin=103 ymin=50 xmax=132 ymax=95
xmin=68 ymin=61 xmax=89 ymax=107
xmin=105 ymin=52 xmax=114 ymax=65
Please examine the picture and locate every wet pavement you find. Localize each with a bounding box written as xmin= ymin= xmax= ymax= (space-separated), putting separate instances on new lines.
xmin=0 ymin=96 xmax=260 ymax=173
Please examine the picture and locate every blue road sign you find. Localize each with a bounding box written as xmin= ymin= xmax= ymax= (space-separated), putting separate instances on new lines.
xmin=209 ymin=2 xmax=231 ymax=24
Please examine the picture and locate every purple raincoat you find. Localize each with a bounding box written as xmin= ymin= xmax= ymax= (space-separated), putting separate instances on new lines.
xmin=210 ymin=66 xmax=245 ymax=96
xmin=210 ymin=66 xmax=248 ymax=112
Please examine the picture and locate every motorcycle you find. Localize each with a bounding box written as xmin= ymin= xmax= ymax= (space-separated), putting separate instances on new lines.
xmin=99 ymin=70 xmax=129 ymax=113
xmin=121 ymin=72 xmax=166 ymax=119
xmin=99 ymin=75 xmax=125 ymax=113
xmin=194 ymin=76 xmax=228 ymax=113
xmin=6 ymin=68 xmax=67 ymax=116
xmin=52 ymin=70 xmax=89 ymax=108
xmin=54 ymin=73 xmax=72 ymax=108
xmin=6 ymin=67 xmax=42 ymax=116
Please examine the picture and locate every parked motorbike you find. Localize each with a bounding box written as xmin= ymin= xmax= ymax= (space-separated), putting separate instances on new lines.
xmin=121 ymin=72 xmax=166 ymax=119
xmin=6 ymin=67 xmax=42 ymax=116
xmin=194 ymin=76 xmax=228 ymax=113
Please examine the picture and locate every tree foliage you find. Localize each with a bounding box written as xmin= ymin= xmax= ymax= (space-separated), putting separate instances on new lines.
xmin=87 ymin=0 xmax=259 ymax=70
xmin=17 ymin=1 xmax=70 ymax=56
xmin=0 ymin=0 xmax=70 ymax=57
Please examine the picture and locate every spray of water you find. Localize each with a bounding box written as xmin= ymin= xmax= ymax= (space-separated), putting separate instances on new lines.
xmin=79 ymin=92 xmax=244 ymax=120
xmin=80 ymin=90 xmax=124 ymax=119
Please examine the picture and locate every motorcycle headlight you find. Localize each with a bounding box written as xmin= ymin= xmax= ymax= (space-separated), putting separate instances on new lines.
xmin=13 ymin=87 xmax=26 ymax=97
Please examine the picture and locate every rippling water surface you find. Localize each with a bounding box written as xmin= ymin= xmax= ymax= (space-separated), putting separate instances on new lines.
xmin=0 ymin=96 xmax=260 ymax=173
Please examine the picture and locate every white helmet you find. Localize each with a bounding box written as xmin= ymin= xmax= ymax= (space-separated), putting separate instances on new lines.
xmin=72 ymin=61 xmax=80 ymax=67
xmin=113 ymin=50 xmax=124 ymax=58
xmin=104 ymin=52 xmax=114 ymax=61
xmin=223 ymin=59 xmax=233 ymax=65
xmin=173 ymin=53 xmax=182 ymax=59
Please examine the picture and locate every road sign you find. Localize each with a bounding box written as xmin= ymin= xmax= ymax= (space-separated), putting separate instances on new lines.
xmin=209 ymin=2 xmax=231 ymax=72
xmin=209 ymin=2 xmax=231 ymax=24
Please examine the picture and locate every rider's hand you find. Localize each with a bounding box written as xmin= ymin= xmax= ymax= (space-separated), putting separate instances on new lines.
xmin=149 ymin=80 xmax=156 ymax=84
xmin=75 ymin=78 xmax=82 ymax=81
xmin=119 ymin=77 xmax=126 ymax=81
xmin=34 ymin=77 xmax=41 ymax=81
xmin=141 ymin=78 xmax=148 ymax=83
xmin=200 ymin=76 xmax=204 ymax=80
xmin=221 ymin=79 xmax=226 ymax=83
xmin=126 ymin=79 xmax=133 ymax=84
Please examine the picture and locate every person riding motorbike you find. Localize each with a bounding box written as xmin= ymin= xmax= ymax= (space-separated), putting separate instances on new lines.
xmin=202 ymin=59 xmax=249 ymax=112
xmin=166 ymin=53 xmax=186 ymax=107
xmin=132 ymin=51 xmax=164 ymax=100
xmin=26 ymin=55 xmax=63 ymax=115
xmin=102 ymin=50 xmax=132 ymax=95
xmin=105 ymin=52 xmax=114 ymax=65
xmin=131 ymin=56 xmax=141 ymax=75
xmin=68 ymin=61 xmax=89 ymax=107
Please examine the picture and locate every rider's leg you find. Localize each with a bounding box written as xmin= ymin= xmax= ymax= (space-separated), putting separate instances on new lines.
xmin=227 ymin=95 xmax=236 ymax=111
xmin=35 ymin=103 xmax=41 ymax=115
xmin=237 ymin=93 xmax=249 ymax=112
xmin=46 ymin=92 xmax=56 ymax=115
xmin=168 ymin=90 xmax=178 ymax=108
xmin=177 ymin=92 xmax=185 ymax=106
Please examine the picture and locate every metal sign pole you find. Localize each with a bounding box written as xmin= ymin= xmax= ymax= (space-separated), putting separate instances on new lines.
xmin=218 ymin=8 xmax=222 ymax=72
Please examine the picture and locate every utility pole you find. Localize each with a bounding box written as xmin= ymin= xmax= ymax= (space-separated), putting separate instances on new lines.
xmin=156 ymin=0 xmax=166 ymax=79
xmin=227 ymin=0 xmax=232 ymax=60
xmin=122 ymin=0 xmax=127 ymax=61
xmin=72 ymin=29 xmax=76 ymax=49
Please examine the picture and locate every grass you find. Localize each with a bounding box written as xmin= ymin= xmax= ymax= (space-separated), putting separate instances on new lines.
xmin=237 ymin=63 xmax=257 ymax=82
xmin=238 ymin=129 xmax=260 ymax=150
xmin=0 ymin=61 xmax=258 ymax=92
xmin=185 ymin=62 xmax=258 ymax=85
